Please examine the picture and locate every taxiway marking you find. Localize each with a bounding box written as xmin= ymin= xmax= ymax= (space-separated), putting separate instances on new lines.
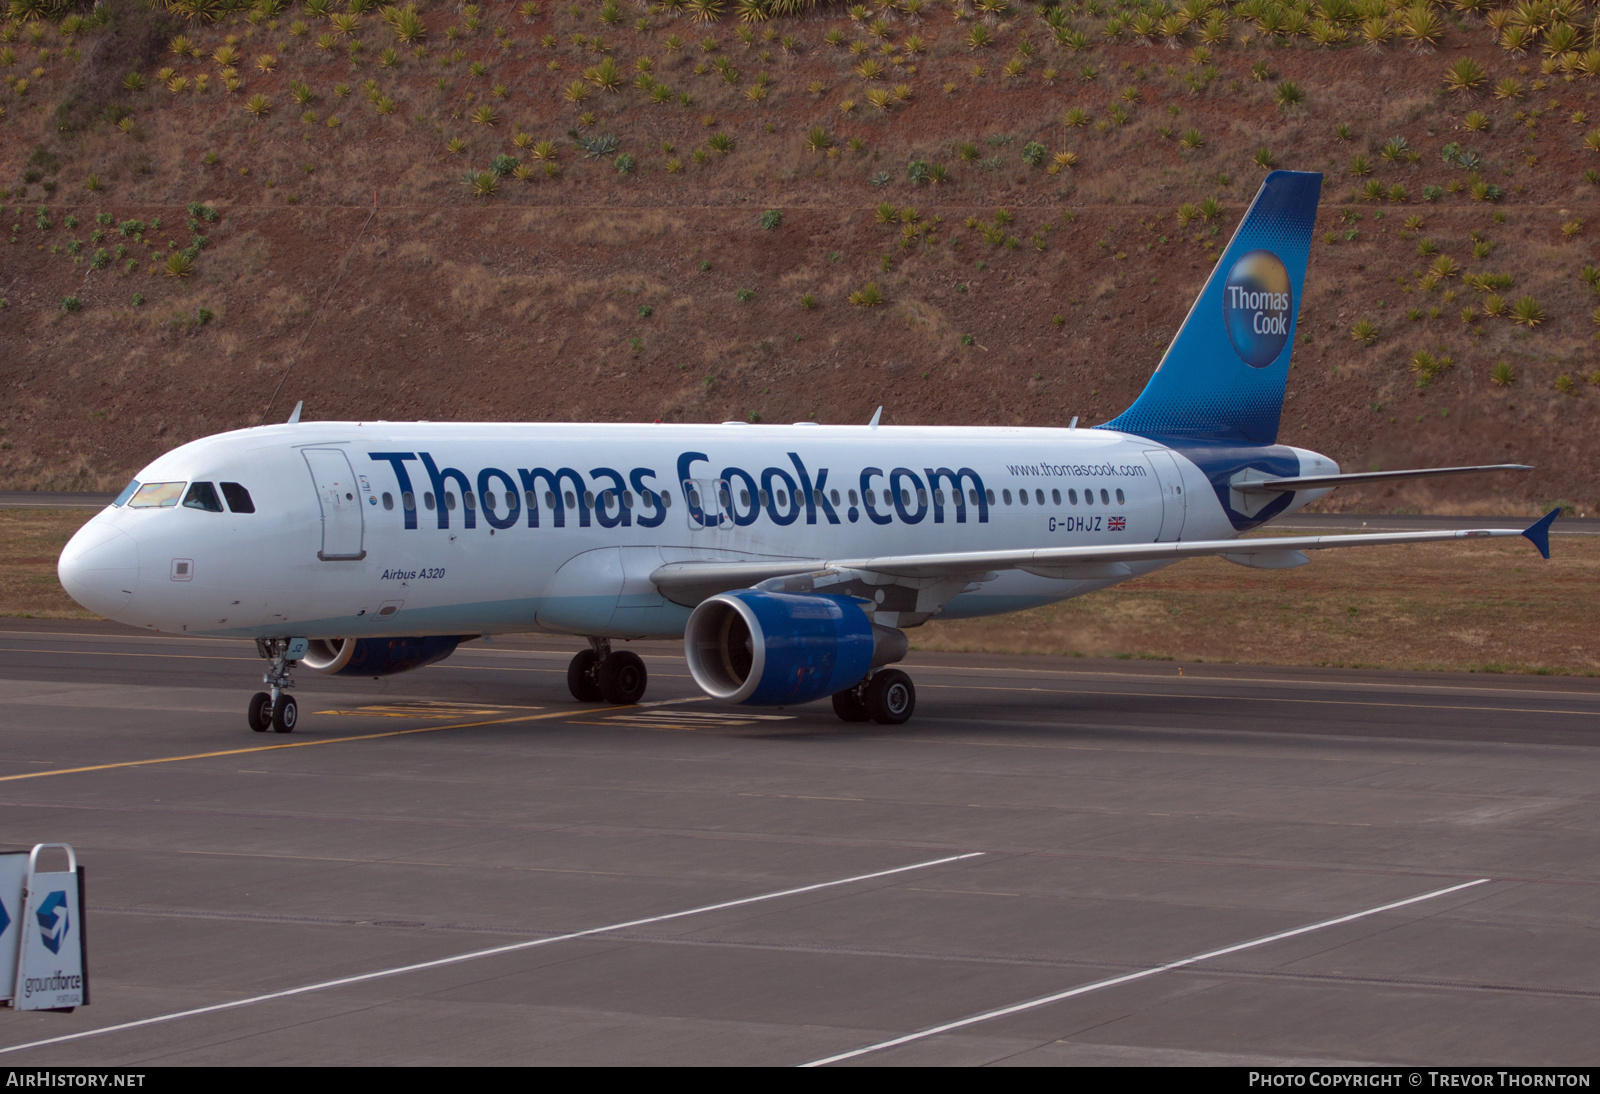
xmin=0 ymin=851 xmax=984 ymax=1056
xmin=801 ymin=877 xmax=1493 ymax=1066
xmin=0 ymin=707 xmax=622 ymax=783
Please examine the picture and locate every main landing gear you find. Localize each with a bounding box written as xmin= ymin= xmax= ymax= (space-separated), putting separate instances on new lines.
xmin=567 ymin=638 xmax=648 ymax=706
xmin=831 ymin=669 xmax=916 ymax=726
xmin=249 ymin=637 xmax=300 ymax=734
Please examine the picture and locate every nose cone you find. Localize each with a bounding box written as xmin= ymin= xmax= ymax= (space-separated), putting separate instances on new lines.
xmin=59 ymin=522 xmax=139 ymax=618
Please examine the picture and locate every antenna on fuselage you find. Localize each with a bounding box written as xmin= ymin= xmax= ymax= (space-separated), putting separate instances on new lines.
xmin=286 ymin=400 xmax=303 ymax=425
xmin=1069 ymin=416 xmax=1079 ymax=429
xmin=868 ymin=406 xmax=882 ymax=429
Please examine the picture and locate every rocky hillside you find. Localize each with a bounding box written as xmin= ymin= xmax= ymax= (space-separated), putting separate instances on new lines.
xmin=2 ymin=0 xmax=1598 ymax=513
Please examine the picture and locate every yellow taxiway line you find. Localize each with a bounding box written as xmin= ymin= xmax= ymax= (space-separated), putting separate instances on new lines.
xmin=0 ymin=707 xmax=621 ymax=783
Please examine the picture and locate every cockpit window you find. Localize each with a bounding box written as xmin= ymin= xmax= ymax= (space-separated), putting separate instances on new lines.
xmin=112 ymin=480 xmax=140 ymax=507
xmin=220 ymin=482 xmax=255 ymax=513
xmin=183 ymin=482 xmax=225 ymax=512
xmin=127 ymin=482 xmax=186 ymax=508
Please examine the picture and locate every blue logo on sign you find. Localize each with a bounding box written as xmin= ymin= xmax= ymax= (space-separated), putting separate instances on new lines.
xmin=1222 ymin=249 xmax=1292 ymax=369
xmin=0 ymin=893 xmax=9 ymax=937
xmin=35 ymin=891 xmax=68 ymax=954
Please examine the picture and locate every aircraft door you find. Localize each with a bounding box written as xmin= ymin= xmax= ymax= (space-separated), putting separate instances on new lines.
xmin=302 ymin=447 xmax=367 ymax=560
xmin=1143 ymin=450 xmax=1187 ymax=543
xmin=684 ymin=477 xmax=729 ymax=533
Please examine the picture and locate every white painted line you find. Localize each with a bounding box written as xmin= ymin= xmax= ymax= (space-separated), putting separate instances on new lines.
xmin=801 ymin=876 xmax=1492 ymax=1067
xmin=0 ymin=852 xmax=983 ymax=1056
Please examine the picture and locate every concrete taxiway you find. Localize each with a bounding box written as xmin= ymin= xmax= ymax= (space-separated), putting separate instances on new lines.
xmin=0 ymin=620 xmax=1596 ymax=1065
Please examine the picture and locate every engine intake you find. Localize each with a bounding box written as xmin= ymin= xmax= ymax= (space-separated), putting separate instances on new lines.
xmin=684 ymin=590 xmax=906 ymax=706
xmin=299 ymin=636 xmax=467 ymax=676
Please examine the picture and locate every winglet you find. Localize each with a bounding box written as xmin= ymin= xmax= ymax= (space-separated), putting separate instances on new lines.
xmin=286 ymin=400 xmax=303 ymax=425
xmin=1521 ymin=507 xmax=1560 ymax=560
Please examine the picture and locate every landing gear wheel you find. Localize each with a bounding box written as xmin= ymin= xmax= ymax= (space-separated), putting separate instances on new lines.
xmin=831 ymin=687 xmax=871 ymax=723
xmin=567 ymin=648 xmax=603 ymax=702
xmin=865 ymin=669 xmax=915 ymax=725
xmin=597 ymin=650 xmax=648 ymax=705
xmin=271 ymin=694 xmax=298 ymax=734
xmin=248 ymin=691 xmax=273 ymax=733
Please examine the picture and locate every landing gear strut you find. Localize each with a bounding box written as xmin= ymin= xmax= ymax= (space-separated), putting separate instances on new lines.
xmin=251 ymin=637 xmax=300 ymax=734
xmin=832 ymin=668 xmax=916 ymax=725
xmin=567 ymin=638 xmax=648 ymax=706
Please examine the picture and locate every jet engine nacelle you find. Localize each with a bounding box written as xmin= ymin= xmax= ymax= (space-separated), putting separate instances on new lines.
xmin=684 ymin=590 xmax=907 ymax=706
xmin=300 ymin=636 xmax=467 ymax=676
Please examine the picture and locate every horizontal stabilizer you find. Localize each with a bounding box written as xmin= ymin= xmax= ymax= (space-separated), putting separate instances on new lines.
xmin=1235 ymin=464 xmax=1532 ymax=494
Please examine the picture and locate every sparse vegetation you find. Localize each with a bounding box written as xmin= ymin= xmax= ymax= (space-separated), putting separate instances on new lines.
xmin=0 ymin=0 xmax=1587 ymax=517
xmin=848 ymin=282 xmax=883 ymax=307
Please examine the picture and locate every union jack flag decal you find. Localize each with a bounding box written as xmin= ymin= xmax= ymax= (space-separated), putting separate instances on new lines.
xmin=1108 ymin=516 xmax=1127 ymax=531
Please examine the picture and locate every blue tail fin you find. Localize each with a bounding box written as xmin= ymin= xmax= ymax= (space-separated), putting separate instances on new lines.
xmin=1099 ymin=170 xmax=1323 ymax=444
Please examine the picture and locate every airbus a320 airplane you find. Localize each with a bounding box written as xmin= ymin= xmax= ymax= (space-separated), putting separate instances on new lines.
xmin=58 ymin=172 xmax=1554 ymax=733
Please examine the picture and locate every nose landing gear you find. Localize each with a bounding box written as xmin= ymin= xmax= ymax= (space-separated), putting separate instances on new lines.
xmin=250 ymin=637 xmax=301 ymax=733
xmin=567 ymin=638 xmax=648 ymax=706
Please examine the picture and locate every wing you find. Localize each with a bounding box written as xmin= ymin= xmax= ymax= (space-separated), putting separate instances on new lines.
xmin=651 ymin=510 xmax=1560 ymax=617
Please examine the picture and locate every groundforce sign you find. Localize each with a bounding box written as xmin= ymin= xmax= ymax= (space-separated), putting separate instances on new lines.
xmin=4 ymin=846 xmax=88 ymax=1012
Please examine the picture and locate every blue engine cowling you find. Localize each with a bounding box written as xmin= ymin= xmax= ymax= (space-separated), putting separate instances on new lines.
xmin=684 ymin=590 xmax=905 ymax=706
xmin=300 ymin=636 xmax=466 ymax=677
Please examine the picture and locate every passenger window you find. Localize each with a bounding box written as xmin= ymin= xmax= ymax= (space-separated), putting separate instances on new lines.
xmin=565 ymin=491 xmax=577 ymax=509
xmin=985 ymin=489 xmax=996 ymax=506
xmin=113 ymin=480 xmax=140 ymax=507
xmin=831 ymin=489 xmax=841 ymax=505
xmin=464 ymin=491 xmax=476 ymax=511
xmin=934 ymin=489 xmax=945 ymax=506
xmin=1052 ymin=489 xmax=1061 ymax=505
xmin=403 ymin=491 xmax=416 ymax=511
xmin=545 ymin=491 xmax=556 ymax=509
xmin=182 ymin=482 xmax=224 ymax=512
xmin=660 ymin=491 xmax=672 ymax=508
xmin=1116 ymin=488 xmax=1125 ymax=504
xmin=969 ymin=489 xmax=980 ymax=506
xmin=424 ymin=492 xmax=436 ymax=510
xmin=1036 ymin=489 xmax=1045 ymax=506
xmin=848 ymin=490 xmax=858 ymax=506
xmin=622 ymin=491 xmax=633 ymax=509
xmin=220 ymin=482 xmax=255 ymax=513
xmin=1101 ymin=488 xmax=1110 ymax=504
xmin=916 ymin=488 xmax=927 ymax=506
xmin=483 ymin=492 xmax=495 ymax=510
xmin=1003 ymin=489 xmax=1012 ymax=505
xmin=382 ymin=492 xmax=394 ymax=511
xmin=1069 ymin=489 xmax=1078 ymax=505
xmin=445 ymin=492 xmax=457 ymax=511
xmin=1018 ymin=489 xmax=1028 ymax=506
xmin=1084 ymin=489 xmax=1094 ymax=506
xmin=128 ymin=482 xmax=185 ymax=508
xmin=900 ymin=489 xmax=911 ymax=507
xmin=865 ymin=489 xmax=876 ymax=506
xmin=755 ymin=490 xmax=766 ymax=507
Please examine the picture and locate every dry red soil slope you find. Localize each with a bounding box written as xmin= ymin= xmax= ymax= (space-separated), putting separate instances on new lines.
xmin=2 ymin=0 xmax=1597 ymax=512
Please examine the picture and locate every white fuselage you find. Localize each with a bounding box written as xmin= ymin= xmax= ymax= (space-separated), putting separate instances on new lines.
xmin=58 ymin=421 xmax=1330 ymax=640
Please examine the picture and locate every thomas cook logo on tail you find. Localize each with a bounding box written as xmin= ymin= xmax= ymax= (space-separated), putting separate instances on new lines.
xmin=1222 ymin=249 xmax=1292 ymax=368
